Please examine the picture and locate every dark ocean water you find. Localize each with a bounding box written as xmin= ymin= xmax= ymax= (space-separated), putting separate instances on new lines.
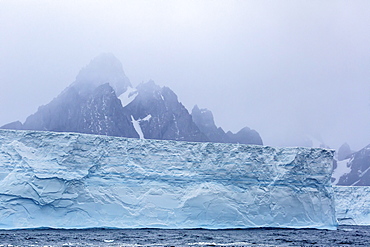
xmin=0 ymin=226 xmax=369 ymax=247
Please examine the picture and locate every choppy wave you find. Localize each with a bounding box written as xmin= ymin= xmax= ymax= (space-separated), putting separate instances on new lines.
xmin=0 ymin=226 xmax=369 ymax=247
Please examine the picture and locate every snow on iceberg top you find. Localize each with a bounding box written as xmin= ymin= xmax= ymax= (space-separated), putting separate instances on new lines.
xmin=0 ymin=129 xmax=335 ymax=183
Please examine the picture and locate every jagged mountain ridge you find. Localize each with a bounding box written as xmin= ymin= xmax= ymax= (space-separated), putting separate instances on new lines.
xmin=334 ymin=144 xmax=370 ymax=186
xmin=1 ymin=53 xmax=263 ymax=145
xmin=191 ymin=105 xmax=263 ymax=145
xmin=20 ymin=83 xmax=138 ymax=137
xmin=123 ymin=81 xmax=207 ymax=142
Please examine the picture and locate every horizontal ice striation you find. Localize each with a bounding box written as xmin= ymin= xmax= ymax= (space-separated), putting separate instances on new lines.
xmin=0 ymin=129 xmax=336 ymax=230
xmin=334 ymin=186 xmax=370 ymax=225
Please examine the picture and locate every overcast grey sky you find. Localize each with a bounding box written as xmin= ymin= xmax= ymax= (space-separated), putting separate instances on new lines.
xmin=1 ymin=0 xmax=370 ymax=150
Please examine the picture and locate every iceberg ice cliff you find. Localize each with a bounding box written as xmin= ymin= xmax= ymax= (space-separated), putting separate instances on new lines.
xmin=0 ymin=129 xmax=336 ymax=229
xmin=334 ymin=186 xmax=370 ymax=225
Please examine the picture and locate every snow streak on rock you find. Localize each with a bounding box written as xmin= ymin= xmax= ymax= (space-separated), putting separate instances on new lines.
xmin=118 ymin=86 xmax=138 ymax=108
xmin=131 ymin=115 xmax=144 ymax=139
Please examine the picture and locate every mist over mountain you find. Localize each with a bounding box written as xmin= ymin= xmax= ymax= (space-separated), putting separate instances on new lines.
xmin=1 ymin=54 xmax=262 ymax=145
xmin=338 ymin=143 xmax=354 ymax=161
xmin=4 ymin=53 xmax=370 ymax=187
xmin=72 ymin=53 xmax=131 ymax=96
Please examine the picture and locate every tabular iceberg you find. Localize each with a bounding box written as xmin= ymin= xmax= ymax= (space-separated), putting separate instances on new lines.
xmin=0 ymin=129 xmax=336 ymax=229
xmin=334 ymin=186 xmax=370 ymax=225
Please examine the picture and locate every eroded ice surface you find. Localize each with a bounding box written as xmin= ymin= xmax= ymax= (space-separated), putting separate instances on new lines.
xmin=334 ymin=186 xmax=370 ymax=225
xmin=0 ymin=129 xmax=336 ymax=230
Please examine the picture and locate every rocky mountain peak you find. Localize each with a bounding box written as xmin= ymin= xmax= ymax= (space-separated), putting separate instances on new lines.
xmin=1 ymin=54 xmax=263 ymax=146
xmin=191 ymin=105 xmax=216 ymax=129
xmin=191 ymin=105 xmax=263 ymax=145
xmin=338 ymin=142 xmax=353 ymax=161
xmin=123 ymin=80 xmax=207 ymax=142
xmin=72 ymin=53 xmax=131 ymax=96
xmin=336 ymin=144 xmax=370 ymax=186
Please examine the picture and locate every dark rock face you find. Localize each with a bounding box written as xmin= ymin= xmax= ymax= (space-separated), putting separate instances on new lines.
xmin=1 ymin=121 xmax=23 ymax=130
xmin=226 ymin=127 xmax=263 ymax=145
xmin=77 ymin=84 xmax=137 ymax=137
xmin=191 ymin=105 xmax=263 ymax=145
xmin=1 ymin=54 xmax=263 ymax=145
xmin=191 ymin=105 xmax=227 ymax=143
xmin=19 ymin=53 xmax=136 ymax=138
xmin=22 ymin=86 xmax=84 ymax=132
xmin=21 ymin=84 xmax=137 ymax=137
xmin=338 ymin=142 xmax=353 ymax=161
xmin=337 ymin=145 xmax=370 ymax=186
xmin=123 ymin=81 xmax=207 ymax=142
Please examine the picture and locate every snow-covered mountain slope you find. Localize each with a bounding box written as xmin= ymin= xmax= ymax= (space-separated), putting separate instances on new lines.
xmin=332 ymin=158 xmax=352 ymax=185
xmin=334 ymin=144 xmax=370 ymax=186
xmin=0 ymin=129 xmax=336 ymax=230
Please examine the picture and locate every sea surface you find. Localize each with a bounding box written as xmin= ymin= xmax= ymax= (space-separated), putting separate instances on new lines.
xmin=0 ymin=226 xmax=369 ymax=247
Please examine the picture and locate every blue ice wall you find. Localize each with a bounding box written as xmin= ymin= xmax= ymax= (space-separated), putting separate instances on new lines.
xmin=334 ymin=186 xmax=370 ymax=225
xmin=0 ymin=129 xmax=336 ymax=229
